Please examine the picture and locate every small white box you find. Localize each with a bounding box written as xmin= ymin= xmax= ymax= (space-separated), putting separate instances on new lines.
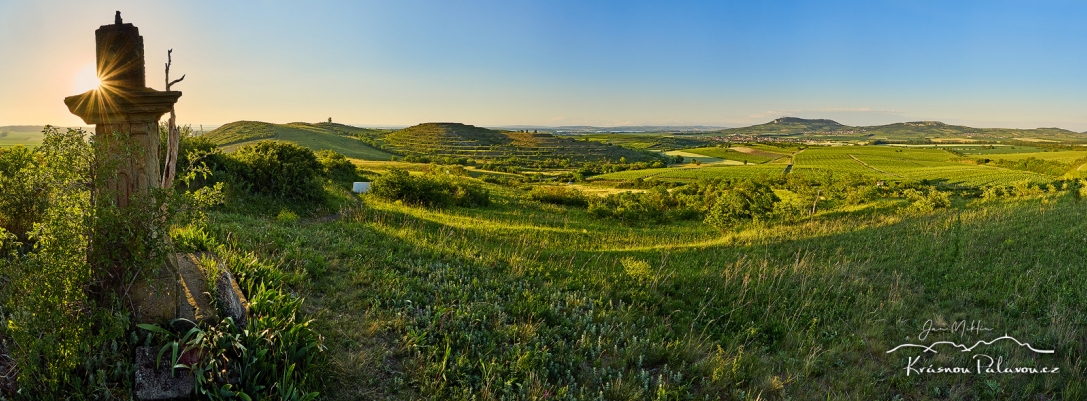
xmin=352 ymin=182 xmax=371 ymax=193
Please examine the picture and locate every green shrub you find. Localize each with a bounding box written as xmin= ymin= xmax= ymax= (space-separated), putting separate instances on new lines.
xmin=277 ymin=209 xmax=301 ymax=223
xmin=230 ymin=141 xmax=324 ymax=202
xmin=528 ymin=186 xmax=589 ymax=207
xmin=315 ymin=149 xmax=361 ymax=183
xmin=372 ymin=168 xmax=490 ymax=208
xmin=0 ymin=145 xmax=47 ymax=240
xmin=704 ymin=180 xmax=780 ymax=232
xmin=588 ymin=188 xmax=695 ymax=225
xmin=1 ymin=127 xmax=137 ymax=396
xmin=902 ymin=187 xmax=951 ymax=214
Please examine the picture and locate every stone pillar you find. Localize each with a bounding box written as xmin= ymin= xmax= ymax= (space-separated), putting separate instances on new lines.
xmin=64 ymin=12 xmax=181 ymax=207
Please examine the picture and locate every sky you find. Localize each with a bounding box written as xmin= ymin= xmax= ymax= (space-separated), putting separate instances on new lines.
xmin=1 ymin=0 xmax=1085 ymax=130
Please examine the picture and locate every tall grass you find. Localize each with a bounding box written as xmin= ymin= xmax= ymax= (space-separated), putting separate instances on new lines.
xmin=200 ymin=182 xmax=1087 ymax=399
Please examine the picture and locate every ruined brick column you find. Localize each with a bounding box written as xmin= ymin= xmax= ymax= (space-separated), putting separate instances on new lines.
xmin=64 ymin=12 xmax=181 ymax=207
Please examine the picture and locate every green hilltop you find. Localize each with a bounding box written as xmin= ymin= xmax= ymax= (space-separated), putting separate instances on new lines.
xmin=202 ymin=121 xmax=397 ymax=160
xmin=382 ymin=122 xmax=659 ymax=163
xmin=716 ymin=117 xmax=844 ymax=135
xmin=712 ymin=117 xmax=1086 ymax=142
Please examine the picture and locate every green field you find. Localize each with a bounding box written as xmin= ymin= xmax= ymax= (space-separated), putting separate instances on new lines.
xmin=594 ymin=145 xmax=1063 ymax=187
xmin=979 ymin=150 xmax=1087 ymax=164
xmin=795 ymin=146 xmax=1050 ymax=186
xmin=0 ymin=126 xmax=47 ymax=148
xmin=681 ymin=146 xmax=787 ymax=164
xmin=594 ymin=164 xmax=787 ymax=181
xmin=890 ymin=143 xmax=1049 ymax=155
xmin=579 ymin=133 xmax=711 ymax=151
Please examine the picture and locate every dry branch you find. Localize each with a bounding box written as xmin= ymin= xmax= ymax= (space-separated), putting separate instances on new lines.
xmin=161 ymin=49 xmax=184 ymax=188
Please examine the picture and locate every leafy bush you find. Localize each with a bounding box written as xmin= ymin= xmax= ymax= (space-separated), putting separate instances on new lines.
xmin=987 ymin=157 xmax=1070 ymax=176
xmin=372 ymin=168 xmax=490 ymax=208
xmin=0 ymin=127 xmax=155 ymax=396
xmin=230 ymin=141 xmax=324 ymax=202
xmin=704 ymin=180 xmax=780 ymax=232
xmin=902 ymin=187 xmax=951 ymax=214
xmin=315 ymin=149 xmax=362 ymax=183
xmin=588 ymin=188 xmax=696 ymax=224
xmin=0 ymin=145 xmax=46 ymax=240
xmin=528 ymin=186 xmax=589 ymax=207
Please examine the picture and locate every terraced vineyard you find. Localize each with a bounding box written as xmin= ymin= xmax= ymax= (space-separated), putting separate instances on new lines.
xmin=383 ymin=123 xmax=657 ymax=163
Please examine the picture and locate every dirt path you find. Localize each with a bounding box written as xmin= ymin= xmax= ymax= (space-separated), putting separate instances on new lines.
xmin=782 ymin=148 xmax=806 ymax=174
xmin=848 ymin=154 xmax=904 ymax=178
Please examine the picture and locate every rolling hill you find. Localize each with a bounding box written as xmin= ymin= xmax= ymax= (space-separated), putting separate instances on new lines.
xmin=0 ymin=126 xmax=46 ymax=148
xmin=382 ymin=122 xmax=659 ymax=163
xmin=709 ymin=117 xmax=1087 ymax=142
xmin=202 ymin=121 xmax=397 ymax=160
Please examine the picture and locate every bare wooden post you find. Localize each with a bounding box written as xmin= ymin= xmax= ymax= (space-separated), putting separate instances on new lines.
xmin=161 ymin=49 xmax=185 ymax=188
xmin=810 ymin=189 xmax=821 ymax=215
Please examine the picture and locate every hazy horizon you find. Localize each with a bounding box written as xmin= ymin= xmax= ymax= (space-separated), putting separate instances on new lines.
xmin=2 ymin=1 xmax=1085 ymax=131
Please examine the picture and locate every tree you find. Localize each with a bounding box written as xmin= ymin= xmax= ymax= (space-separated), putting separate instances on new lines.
xmin=705 ymin=180 xmax=780 ymax=232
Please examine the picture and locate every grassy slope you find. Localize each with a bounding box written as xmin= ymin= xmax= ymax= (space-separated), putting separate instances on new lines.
xmin=0 ymin=126 xmax=47 ymax=148
xmin=384 ymin=123 xmax=659 ymax=163
xmin=205 ymin=183 xmax=1087 ymax=400
xmin=205 ymin=121 xmax=396 ymax=160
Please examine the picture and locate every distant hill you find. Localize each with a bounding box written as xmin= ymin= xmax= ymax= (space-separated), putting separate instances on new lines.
xmin=1 ymin=126 xmax=54 ymax=148
xmin=0 ymin=125 xmax=48 ymax=133
xmin=716 ymin=117 xmax=845 ymax=136
xmin=383 ymin=122 xmax=658 ymax=163
xmin=495 ymin=125 xmax=727 ymax=133
xmin=202 ymin=121 xmax=396 ymax=160
xmin=711 ymin=117 xmax=1087 ymax=142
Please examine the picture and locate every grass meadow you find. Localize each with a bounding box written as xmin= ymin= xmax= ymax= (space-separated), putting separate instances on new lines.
xmin=196 ymin=177 xmax=1087 ymax=400
xmin=6 ymin=126 xmax=1086 ymax=399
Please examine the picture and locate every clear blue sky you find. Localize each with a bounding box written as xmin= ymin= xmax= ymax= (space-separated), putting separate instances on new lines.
xmin=1 ymin=0 xmax=1085 ymax=130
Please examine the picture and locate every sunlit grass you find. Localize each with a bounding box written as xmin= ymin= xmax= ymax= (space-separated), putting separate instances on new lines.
xmin=198 ymin=181 xmax=1087 ymax=399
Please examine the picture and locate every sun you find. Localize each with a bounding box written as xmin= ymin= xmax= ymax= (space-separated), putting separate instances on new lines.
xmin=73 ymin=64 xmax=100 ymax=93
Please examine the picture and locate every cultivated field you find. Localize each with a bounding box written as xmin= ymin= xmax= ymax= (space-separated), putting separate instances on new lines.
xmin=595 ymin=145 xmax=1057 ymax=187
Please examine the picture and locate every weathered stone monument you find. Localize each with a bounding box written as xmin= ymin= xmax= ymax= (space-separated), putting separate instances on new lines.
xmin=62 ymin=14 xmax=249 ymax=399
xmin=64 ymin=11 xmax=181 ymax=207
